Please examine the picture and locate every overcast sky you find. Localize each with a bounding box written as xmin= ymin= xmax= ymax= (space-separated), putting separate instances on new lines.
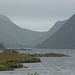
xmin=0 ymin=0 xmax=75 ymax=32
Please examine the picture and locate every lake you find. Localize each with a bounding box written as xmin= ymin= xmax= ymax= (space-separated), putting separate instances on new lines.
xmin=0 ymin=49 xmax=75 ymax=75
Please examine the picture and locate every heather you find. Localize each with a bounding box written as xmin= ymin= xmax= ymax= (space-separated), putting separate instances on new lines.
xmin=0 ymin=53 xmax=41 ymax=71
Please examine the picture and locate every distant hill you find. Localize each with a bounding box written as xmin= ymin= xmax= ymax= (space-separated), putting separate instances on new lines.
xmin=0 ymin=43 xmax=5 ymax=49
xmin=36 ymin=14 xmax=75 ymax=49
xmin=37 ymin=20 xmax=67 ymax=45
xmin=0 ymin=15 xmax=46 ymax=48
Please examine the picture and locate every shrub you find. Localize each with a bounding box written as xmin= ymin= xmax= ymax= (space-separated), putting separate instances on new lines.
xmin=0 ymin=65 xmax=13 ymax=71
xmin=0 ymin=62 xmax=23 ymax=69
xmin=3 ymin=50 xmax=19 ymax=53
xmin=12 ymin=50 xmax=19 ymax=53
xmin=28 ymin=72 xmax=39 ymax=75
xmin=31 ymin=58 xmax=41 ymax=63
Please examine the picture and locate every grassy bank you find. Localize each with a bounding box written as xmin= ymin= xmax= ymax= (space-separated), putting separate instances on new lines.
xmin=0 ymin=51 xmax=69 ymax=71
xmin=0 ymin=53 xmax=41 ymax=71
xmin=27 ymin=53 xmax=69 ymax=57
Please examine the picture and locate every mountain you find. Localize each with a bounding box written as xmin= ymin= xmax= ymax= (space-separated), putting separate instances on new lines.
xmin=0 ymin=15 xmax=46 ymax=48
xmin=37 ymin=20 xmax=67 ymax=45
xmin=36 ymin=14 xmax=75 ymax=49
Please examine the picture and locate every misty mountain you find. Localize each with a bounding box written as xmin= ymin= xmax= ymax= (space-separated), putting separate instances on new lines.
xmin=37 ymin=20 xmax=67 ymax=45
xmin=36 ymin=14 xmax=75 ymax=49
xmin=0 ymin=15 xmax=46 ymax=48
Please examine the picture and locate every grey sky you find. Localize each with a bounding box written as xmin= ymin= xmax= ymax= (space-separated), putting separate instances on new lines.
xmin=0 ymin=0 xmax=75 ymax=32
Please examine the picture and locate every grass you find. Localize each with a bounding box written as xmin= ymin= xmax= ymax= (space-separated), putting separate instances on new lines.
xmin=27 ymin=53 xmax=69 ymax=57
xmin=0 ymin=65 xmax=9 ymax=71
xmin=0 ymin=53 xmax=32 ymax=61
xmin=0 ymin=52 xmax=69 ymax=71
xmin=0 ymin=53 xmax=41 ymax=71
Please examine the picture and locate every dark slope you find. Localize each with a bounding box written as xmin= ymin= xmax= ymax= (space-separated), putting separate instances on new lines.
xmin=36 ymin=14 xmax=75 ymax=49
xmin=37 ymin=20 xmax=67 ymax=45
xmin=0 ymin=15 xmax=46 ymax=48
xmin=0 ymin=43 xmax=5 ymax=49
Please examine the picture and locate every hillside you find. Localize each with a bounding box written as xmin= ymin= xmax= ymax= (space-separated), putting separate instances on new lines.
xmin=36 ymin=14 xmax=75 ymax=49
xmin=0 ymin=15 xmax=46 ymax=48
xmin=37 ymin=20 xmax=67 ymax=44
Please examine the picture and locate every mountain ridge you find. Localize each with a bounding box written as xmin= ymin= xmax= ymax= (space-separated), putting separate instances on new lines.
xmin=36 ymin=14 xmax=75 ymax=49
xmin=0 ymin=15 xmax=46 ymax=48
xmin=37 ymin=19 xmax=67 ymax=45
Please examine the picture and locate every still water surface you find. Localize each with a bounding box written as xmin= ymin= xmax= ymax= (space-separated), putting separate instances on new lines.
xmin=0 ymin=49 xmax=75 ymax=75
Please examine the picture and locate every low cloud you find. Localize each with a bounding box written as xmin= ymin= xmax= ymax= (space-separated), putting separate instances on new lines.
xmin=0 ymin=0 xmax=75 ymax=31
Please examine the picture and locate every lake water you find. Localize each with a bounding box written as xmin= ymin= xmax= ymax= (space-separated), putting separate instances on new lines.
xmin=0 ymin=49 xmax=75 ymax=75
